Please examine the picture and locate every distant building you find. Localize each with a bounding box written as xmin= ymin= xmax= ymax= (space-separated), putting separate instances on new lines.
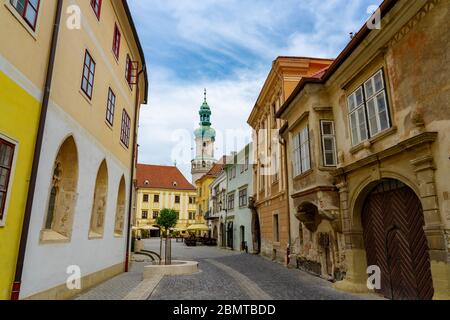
xmin=247 ymin=56 xmax=333 ymax=263
xmin=196 ymin=162 xmax=224 ymax=232
xmin=135 ymin=164 xmax=197 ymax=233
xmin=222 ymin=144 xmax=254 ymax=252
xmin=208 ymin=167 xmax=227 ymax=244
xmin=191 ymin=90 xmax=216 ymax=184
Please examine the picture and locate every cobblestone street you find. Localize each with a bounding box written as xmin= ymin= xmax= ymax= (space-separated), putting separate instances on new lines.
xmin=75 ymin=239 xmax=380 ymax=300
xmin=146 ymin=239 xmax=378 ymax=300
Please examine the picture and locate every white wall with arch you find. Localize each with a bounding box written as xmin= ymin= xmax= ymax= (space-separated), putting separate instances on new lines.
xmin=20 ymin=103 xmax=131 ymax=299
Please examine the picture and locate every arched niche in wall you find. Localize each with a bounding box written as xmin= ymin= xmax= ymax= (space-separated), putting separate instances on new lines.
xmin=41 ymin=136 xmax=79 ymax=243
xmin=89 ymin=160 xmax=108 ymax=239
xmin=114 ymin=176 xmax=126 ymax=237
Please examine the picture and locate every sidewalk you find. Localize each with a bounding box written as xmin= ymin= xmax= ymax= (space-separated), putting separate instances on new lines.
xmin=74 ymin=261 xmax=147 ymax=300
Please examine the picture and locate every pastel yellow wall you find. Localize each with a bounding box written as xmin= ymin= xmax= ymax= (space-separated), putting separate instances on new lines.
xmin=49 ymin=0 xmax=145 ymax=168
xmin=196 ymin=177 xmax=214 ymax=223
xmin=135 ymin=188 xmax=197 ymax=229
xmin=0 ymin=72 xmax=41 ymax=300
xmin=0 ymin=0 xmax=55 ymax=300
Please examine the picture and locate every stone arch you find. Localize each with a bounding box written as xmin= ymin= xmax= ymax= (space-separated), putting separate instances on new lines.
xmin=43 ymin=135 xmax=79 ymax=240
xmin=114 ymin=175 xmax=126 ymax=237
xmin=350 ymin=171 xmax=421 ymax=233
xmin=89 ymin=159 xmax=109 ymax=238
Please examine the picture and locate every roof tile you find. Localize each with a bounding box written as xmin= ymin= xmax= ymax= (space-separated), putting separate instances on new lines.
xmin=136 ymin=164 xmax=195 ymax=190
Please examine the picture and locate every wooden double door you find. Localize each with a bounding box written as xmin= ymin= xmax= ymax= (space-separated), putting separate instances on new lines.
xmin=361 ymin=179 xmax=434 ymax=300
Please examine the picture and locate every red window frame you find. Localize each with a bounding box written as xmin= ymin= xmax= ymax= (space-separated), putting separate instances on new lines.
xmin=81 ymin=50 xmax=96 ymax=99
xmin=106 ymin=88 xmax=116 ymax=126
xmin=120 ymin=110 xmax=131 ymax=148
xmin=0 ymin=139 xmax=15 ymax=221
xmin=125 ymin=55 xmax=132 ymax=86
xmin=125 ymin=55 xmax=138 ymax=87
xmin=90 ymin=0 xmax=102 ymax=19
xmin=112 ymin=24 xmax=121 ymax=59
xmin=9 ymin=0 xmax=41 ymax=30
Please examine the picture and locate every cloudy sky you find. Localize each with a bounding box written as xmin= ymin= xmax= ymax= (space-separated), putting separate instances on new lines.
xmin=128 ymin=0 xmax=382 ymax=179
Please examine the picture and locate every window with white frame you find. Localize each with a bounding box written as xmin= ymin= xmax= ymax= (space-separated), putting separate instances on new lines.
xmin=292 ymin=126 xmax=311 ymax=177
xmin=348 ymin=69 xmax=390 ymax=146
xmin=320 ymin=121 xmax=337 ymax=166
xmin=10 ymin=0 xmax=40 ymax=30
xmin=238 ymin=188 xmax=247 ymax=207
xmin=227 ymin=192 xmax=235 ymax=211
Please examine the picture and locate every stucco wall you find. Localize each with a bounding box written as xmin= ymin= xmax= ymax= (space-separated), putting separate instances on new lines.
xmin=226 ymin=146 xmax=254 ymax=252
xmin=20 ymin=102 xmax=130 ymax=299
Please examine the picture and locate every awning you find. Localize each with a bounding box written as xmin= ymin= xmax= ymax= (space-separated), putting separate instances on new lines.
xmin=132 ymin=226 xmax=160 ymax=231
xmin=171 ymin=227 xmax=188 ymax=232
xmin=187 ymin=224 xmax=210 ymax=232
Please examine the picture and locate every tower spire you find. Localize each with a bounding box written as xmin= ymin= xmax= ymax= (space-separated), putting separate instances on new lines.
xmin=204 ymin=88 xmax=207 ymax=103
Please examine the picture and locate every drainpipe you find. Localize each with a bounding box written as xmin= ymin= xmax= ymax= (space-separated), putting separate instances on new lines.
xmin=279 ymin=135 xmax=291 ymax=266
xmin=125 ymin=68 xmax=145 ymax=272
xmin=11 ymin=0 xmax=64 ymax=301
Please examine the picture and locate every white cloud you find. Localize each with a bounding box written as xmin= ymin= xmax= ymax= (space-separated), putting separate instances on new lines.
xmin=138 ymin=65 xmax=265 ymax=179
xmin=130 ymin=0 xmax=382 ymax=180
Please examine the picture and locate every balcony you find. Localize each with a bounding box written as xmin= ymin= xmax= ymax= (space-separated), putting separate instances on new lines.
xmin=205 ymin=211 xmax=219 ymax=220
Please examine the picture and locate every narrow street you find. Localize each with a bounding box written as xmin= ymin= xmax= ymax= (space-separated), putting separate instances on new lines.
xmin=77 ymin=239 xmax=379 ymax=300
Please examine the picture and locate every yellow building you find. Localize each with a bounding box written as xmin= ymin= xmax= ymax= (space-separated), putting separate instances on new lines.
xmin=135 ymin=164 xmax=197 ymax=233
xmin=1 ymin=0 xmax=148 ymax=300
xmin=195 ymin=163 xmax=224 ymax=224
xmin=0 ymin=0 xmax=57 ymax=300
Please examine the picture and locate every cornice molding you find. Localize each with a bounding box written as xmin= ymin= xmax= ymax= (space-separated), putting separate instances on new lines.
xmin=333 ymin=132 xmax=438 ymax=177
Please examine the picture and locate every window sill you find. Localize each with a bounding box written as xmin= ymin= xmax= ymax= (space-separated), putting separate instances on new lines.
xmin=114 ymin=233 xmax=124 ymax=238
xmin=88 ymin=231 xmax=104 ymax=240
xmin=79 ymin=89 xmax=93 ymax=105
xmin=293 ymin=169 xmax=314 ymax=181
xmin=4 ymin=2 xmax=38 ymax=40
xmin=111 ymin=50 xmax=120 ymax=64
xmin=319 ymin=166 xmax=337 ymax=171
xmin=105 ymin=120 xmax=113 ymax=130
xmin=350 ymin=126 xmax=397 ymax=154
xmin=120 ymin=140 xmax=130 ymax=150
xmin=39 ymin=229 xmax=70 ymax=245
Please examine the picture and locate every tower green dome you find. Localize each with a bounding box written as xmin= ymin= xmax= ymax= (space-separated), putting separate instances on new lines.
xmin=195 ymin=89 xmax=216 ymax=141
xmin=199 ymin=90 xmax=212 ymax=126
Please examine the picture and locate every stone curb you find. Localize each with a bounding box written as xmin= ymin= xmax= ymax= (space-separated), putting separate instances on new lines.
xmin=122 ymin=274 xmax=164 ymax=300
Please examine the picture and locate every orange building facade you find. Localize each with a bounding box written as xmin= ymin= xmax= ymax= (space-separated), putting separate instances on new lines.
xmin=247 ymin=57 xmax=333 ymax=263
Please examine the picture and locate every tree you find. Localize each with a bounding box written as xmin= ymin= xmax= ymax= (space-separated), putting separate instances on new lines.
xmin=156 ymin=208 xmax=178 ymax=265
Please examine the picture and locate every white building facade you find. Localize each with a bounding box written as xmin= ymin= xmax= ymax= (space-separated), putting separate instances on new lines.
xmin=222 ymin=144 xmax=254 ymax=252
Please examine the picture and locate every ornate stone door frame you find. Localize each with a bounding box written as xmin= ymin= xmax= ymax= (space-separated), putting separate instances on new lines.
xmin=333 ymin=132 xmax=450 ymax=299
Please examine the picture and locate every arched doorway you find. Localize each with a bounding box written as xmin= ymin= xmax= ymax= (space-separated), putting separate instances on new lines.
xmin=227 ymin=221 xmax=234 ymax=250
xmin=220 ymin=222 xmax=225 ymax=247
xmin=213 ymin=225 xmax=218 ymax=239
xmin=240 ymin=226 xmax=245 ymax=251
xmin=249 ymin=197 xmax=261 ymax=254
xmin=361 ymin=179 xmax=434 ymax=300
